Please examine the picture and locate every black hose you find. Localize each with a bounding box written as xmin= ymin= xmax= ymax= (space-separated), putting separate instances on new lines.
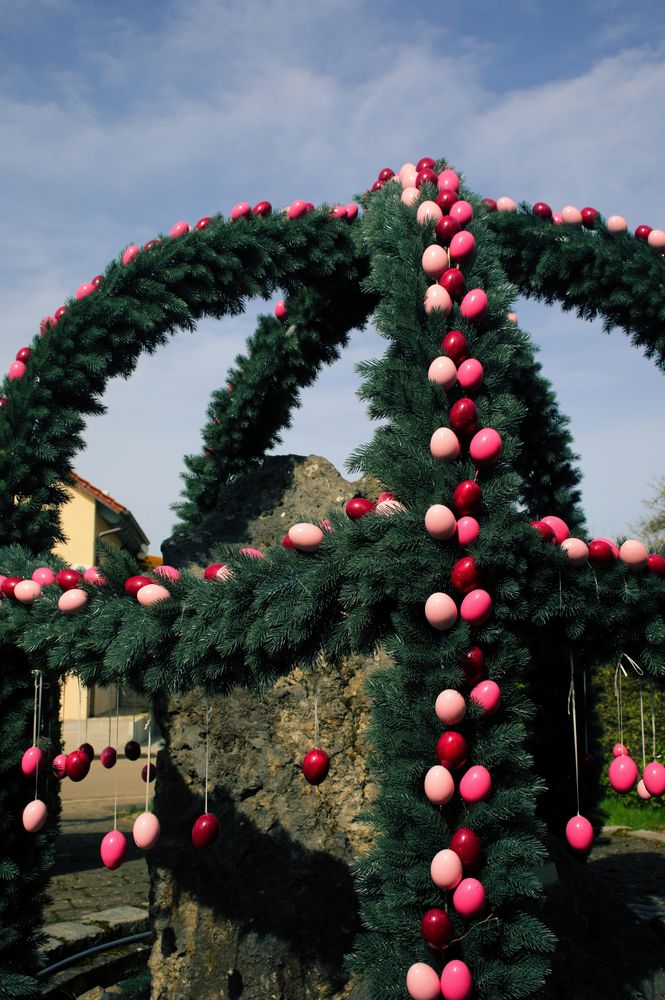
xmin=36 ymin=931 xmax=152 ymax=979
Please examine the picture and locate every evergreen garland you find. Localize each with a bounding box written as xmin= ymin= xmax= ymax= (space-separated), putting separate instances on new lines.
xmin=0 ymin=160 xmax=663 ymax=999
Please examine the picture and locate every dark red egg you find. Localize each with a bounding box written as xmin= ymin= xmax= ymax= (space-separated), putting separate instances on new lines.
xmin=436 ymin=731 xmax=468 ymax=771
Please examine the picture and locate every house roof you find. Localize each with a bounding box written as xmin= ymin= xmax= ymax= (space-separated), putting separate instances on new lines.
xmin=71 ymin=472 xmax=150 ymax=548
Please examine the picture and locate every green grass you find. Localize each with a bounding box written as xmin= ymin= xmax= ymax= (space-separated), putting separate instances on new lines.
xmin=600 ymin=793 xmax=665 ymax=831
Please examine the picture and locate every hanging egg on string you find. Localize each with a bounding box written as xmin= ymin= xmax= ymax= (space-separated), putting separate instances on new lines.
xmin=565 ymin=815 xmax=594 ymax=852
xmin=124 ymin=740 xmax=141 ymax=761
xmin=100 ymin=746 xmax=117 ymax=769
xmin=100 ymin=830 xmax=128 ymax=870
xmin=133 ymin=811 xmax=161 ymax=850
xmin=642 ymin=761 xmax=665 ymax=796
xmin=192 ymin=813 xmax=220 ymax=849
xmin=21 ymin=746 xmax=46 ymax=777
xmin=608 ymin=754 xmax=638 ymax=793
xmin=79 ymin=742 xmax=94 ymax=761
xmin=66 ymin=749 xmax=91 ymax=782
xmin=141 ymin=763 xmax=157 ymax=783
xmin=52 ymin=753 xmax=68 ymax=780
xmin=22 ymin=800 xmax=48 ymax=833
xmin=302 ymin=748 xmax=330 ymax=785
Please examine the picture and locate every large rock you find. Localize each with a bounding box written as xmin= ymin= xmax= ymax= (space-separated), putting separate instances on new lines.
xmin=150 ymin=456 xmax=386 ymax=1000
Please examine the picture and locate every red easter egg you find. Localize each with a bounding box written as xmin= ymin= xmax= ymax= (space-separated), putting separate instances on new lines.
xmin=436 ymin=731 xmax=468 ymax=771
xmin=421 ymin=908 xmax=453 ymax=949
xmin=91 ymin=274 xmax=104 ymax=289
xmin=449 ymin=827 xmax=483 ymax=871
xmin=192 ymin=812 xmax=219 ymax=849
xmin=66 ymin=749 xmax=90 ymax=782
xmin=635 ymin=225 xmax=652 ymax=240
xmin=143 ymin=239 xmax=161 ymax=250
xmin=531 ymin=520 xmax=556 ymax=542
xmin=435 ymin=189 xmax=459 ymax=213
xmin=52 ymin=753 xmax=68 ymax=780
xmin=252 ymin=201 xmax=272 ymax=217
xmin=378 ymin=168 xmax=395 ymax=181
xmin=203 ymin=563 xmax=224 ymax=580
xmin=588 ymin=539 xmax=616 ymax=567
xmin=416 ymin=168 xmax=438 ymax=189
xmin=581 ymin=207 xmax=598 ymax=228
xmin=1 ymin=576 xmax=22 ymax=598
xmin=56 ymin=568 xmax=83 ymax=591
xmin=79 ymin=742 xmax=94 ymax=761
xmin=416 ymin=157 xmax=436 ymax=172
xmin=302 ymin=747 xmax=330 ymax=785
xmin=282 ymin=534 xmax=295 ymax=549
xmin=452 ymin=480 xmax=482 ymax=517
xmin=54 ymin=306 xmax=68 ymax=321
xmin=439 ymin=268 xmax=465 ymax=300
xmin=460 ymin=646 xmax=486 ymax=686
xmin=100 ymin=746 xmax=117 ymax=769
xmin=482 ymin=198 xmax=498 ymax=211
xmin=141 ymin=763 xmax=157 ymax=783
xmin=345 ymin=497 xmax=376 ymax=519
xmin=195 ymin=217 xmax=212 ymax=230
xmin=441 ymin=330 xmax=468 ymax=364
xmin=435 ymin=216 xmax=460 ymax=245
xmin=449 ymin=398 xmax=478 ymax=436
xmin=532 ymin=202 xmax=552 ymax=219
xmin=451 ymin=556 xmax=481 ymax=594
xmin=124 ymin=739 xmax=141 ymax=761
xmin=123 ymin=575 xmax=152 ymax=596
xmin=647 ymin=554 xmax=665 ymax=576
xmin=16 ymin=347 xmax=31 ymax=363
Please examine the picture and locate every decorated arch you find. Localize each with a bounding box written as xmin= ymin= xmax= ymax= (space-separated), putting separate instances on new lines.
xmin=1 ymin=158 xmax=664 ymax=1000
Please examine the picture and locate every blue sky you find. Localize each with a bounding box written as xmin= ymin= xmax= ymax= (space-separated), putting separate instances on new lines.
xmin=1 ymin=0 xmax=664 ymax=551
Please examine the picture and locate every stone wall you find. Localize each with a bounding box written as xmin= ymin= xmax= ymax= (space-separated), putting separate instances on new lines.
xmin=149 ymin=457 xmax=386 ymax=1000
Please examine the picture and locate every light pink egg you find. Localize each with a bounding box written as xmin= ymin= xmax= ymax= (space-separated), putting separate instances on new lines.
xmin=424 ymin=592 xmax=458 ymax=631
xmin=13 ymin=580 xmax=42 ymax=605
xmin=435 ymin=689 xmax=466 ymax=725
xmin=430 ymin=848 xmax=463 ymax=889
xmin=136 ymin=584 xmax=171 ymax=607
xmin=416 ymin=201 xmax=443 ymax=225
xmin=424 ymin=504 xmax=457 ymax=541
xmin=288 ymin=522 xmax=325 ymax=552
xmin=133 ymin=811 xmax=161 ymax=850
xmin=427 ymin=356 xmax=457 ymax=388
xmin=424 ymin=764 xmax=455 ymax=805
xmin=430 ymin=428 xmax=461 ymax=461
xmin=58 ymin=588 xmax=88 ymax=613
xmin=561 ymin=537 xmax=588 ymax=565
xmin=22 ymin=800 xmax=48 ymax=833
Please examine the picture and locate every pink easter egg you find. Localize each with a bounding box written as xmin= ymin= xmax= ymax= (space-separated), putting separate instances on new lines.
xmin=460 ymin=589 xmax=492 ymax=626
xmin=14 ymin=580 xmax=42 ymax=605
xmin=450 ymin=200 xmax=474 ymax=225
xmin=406 ymin=963 xmax=442 ymax=1000
xmin=417 ymin=201 xmax=443 ymax=225
xmin=422 ymin=245 xmax=449 ymax=279
xmin=552 ymin=212 xmax=563 ymax=225
xmin=459 ymin=764 xmax=492 ymax=803
xmin=76 ymin=282 xmax=96 ymax=300
xmin=401 ymin=167 xmax=418 ymax=190
xmin=470 ymin=679 xmax=501 ymax=716
xmin=287 ymin=200 xmax=308 ymax=220
xmin=376 ymin=499 xmax=407 ymax=515
xmin=456 ymin=359 xmax=483 ymax=391
xmin=449 ymin=231 xmax=475 ymax=262
xmin=430 ymin=428 xmax=461 ymax=461
xmin=541 ymin=515 xmax=570 ymax=545
xmin=58 ymin=588 xmax=88 ymax=613
xmin=469 ymin=428 xmax=502 ymax=465
xmin=438 ymin=169 xmax=460 ymax=192
xmin=52 ymin=753 xmax=68 ymax=780
xmin=425 ymin=505 xmax=457 ymax=541
xmin=460 ymin=288 xmax=488 ymax=322
xmin=240 ymin=547 xmax=265 ymax=559
xmin=274 ymin=299 xmax=287 ymax=321
xmin=424 ymin=285 xmax=453 ymax=315
xmin=8 ymin=361 xmax=26 ymax=380
xmin=647 ymin=228 xmax=665 ymax=249
xmin=430 ymin=848 xmax=463 ymax=889
xmin=424 ymin=764 xmax=455 ymax=805
xmin=22 ymin=800 xmax=48 ymax=833
xmin=608 ymin=754 xmax=638 ymax=793
xmin=613 ymin=743 xmax=629 ymax=757
xmin=496 ymin=196 xmax=516 ymax=212
xmin=453 ymin=877 xmax=486 ymax=918
xmin=643 ymin=761 xmax=665 ymax=796
xmin=136 ymin=584 xmax=171 ymax=607
xmin=100 ymin=830 xmax=128 ymax=871
xmin=619 ymin=539 xmax=649 ymax=570
xmin=427 ymin=356 xmax=457 ymax=389
xmin=565 ymin=814 xmax=594 ymax=852
xmin=456 ymin=516 xmax=480 ymax=546
xmin=637 ymin=779 xmax=652 ymax=800
xmin=596 ymin=537 xmax=619 ymax=557
xmin=562 ymin=205 xmax=582 ymax=225
xmin=122 ymin=244 xmax=139 ymax=265
xmin=169 ymin=220 xmax=190 ymax=237
xmin=154 ymin=565 xmax=181 ymax=582
xmin=508 ymin=312 xmax=518 ymax=324
xmin=435 ymin=690 xmax=466 ymax=725
xmin=607 ymin=214 xmax=627 ymax=233
xmin=133 ymin=810 xmax=161 ymax=850
xmin=230 ymin=202 xmax=252 ymax=221
xmin=401 ymin=187 xmax=420 ymax=206
xmin=399 ymin=161 xmax=417 ymax=178
xmin=84 ymin=567 xmax=107 ymax=585
xmin=21 ymin=746 xmax=46 ymax=777
xmin=424 ymin=592 xmax=458 ymax=631
xmin=32 ymin=567 xmax=55 ymax=586
xmin=561 ymin=537 xmax=588 ymax=565
xmin=288 ymin=522 xmax=324 ymax=552
xmin=440 ymin=959 xmax=473 ymax=1000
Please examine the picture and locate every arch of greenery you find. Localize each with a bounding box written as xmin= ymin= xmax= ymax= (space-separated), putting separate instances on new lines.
xmin=0 ymin=159 xmax=663 ymax=1000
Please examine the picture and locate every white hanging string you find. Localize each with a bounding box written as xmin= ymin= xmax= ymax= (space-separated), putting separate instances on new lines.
xmin=113 ymin=687 xmax=120 ymax=831
xmin=77 ymin=676 xmax=82 ymax=749
xmin=33 ymin=671 xmax=43 ymax=802
xmin=639 ymin=683 xmax=647 ymax=769
xmin=314 ymin=691 xmax=320 ymax=745
xmin=31 ymin=671 xmax=39 ymax=746
xmin=614 ymin=654 xmax=644 ymax=749
xmin=204 ymin=703 xmax=212 ymax=814
xmin=107 ymin=711 xmax=112 ymax=748
xmin=567 ymin=650 xmax=581 ymax=816
xmin=652 ymin=685 xmax=657 ymax=760
xmin=144 ymin=718 xmax=152 ymax=814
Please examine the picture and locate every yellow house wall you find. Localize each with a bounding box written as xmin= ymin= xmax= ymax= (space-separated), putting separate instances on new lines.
xmin=52 ymin=485 xmax=96 ymax=569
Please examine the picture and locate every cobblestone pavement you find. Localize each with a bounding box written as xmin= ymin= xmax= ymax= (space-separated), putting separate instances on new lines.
xmin=587 ymin=828 xmax=665 ymax=929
